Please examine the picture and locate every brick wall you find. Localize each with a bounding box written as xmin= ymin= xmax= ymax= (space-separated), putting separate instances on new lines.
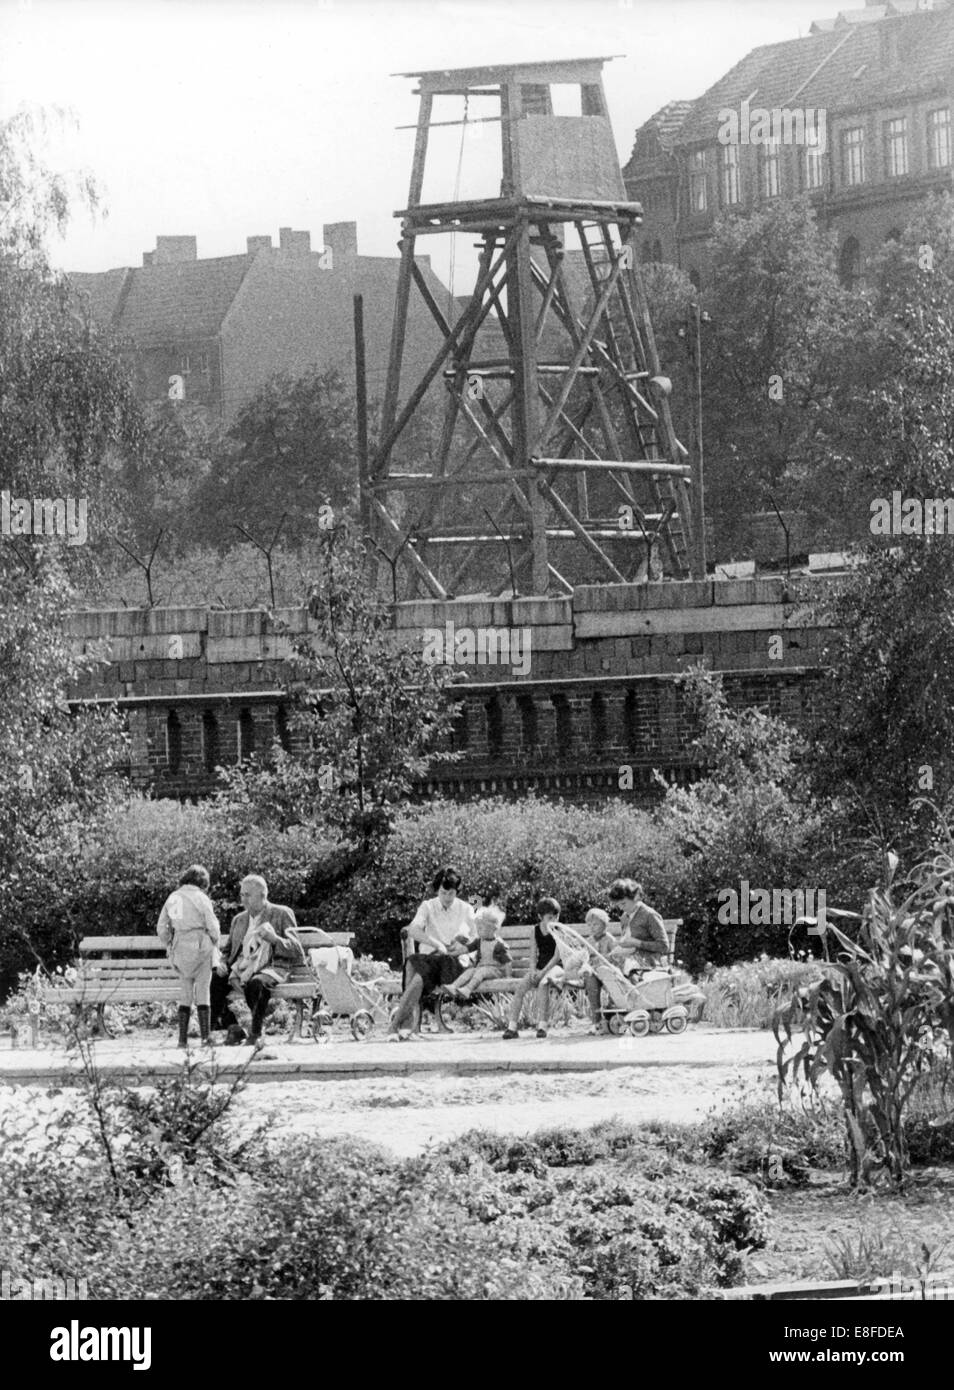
xmin=68 ymin=575 xmax=842 ymax=804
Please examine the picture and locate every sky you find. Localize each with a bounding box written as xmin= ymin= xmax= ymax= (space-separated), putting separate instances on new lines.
xmin=1 ymin=0 xmax=853 ymax=289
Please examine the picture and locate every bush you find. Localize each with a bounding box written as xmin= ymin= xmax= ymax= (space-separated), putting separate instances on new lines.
xmin=2 ymin=1087 xmax=771 ymax=1301
xmin=318 ymin=795 xmax=685 ymax=962
xmin=702 ymin=957 xmax=832 ymax=1029
xmin=67 ymin=794 xmax=339 ymax=940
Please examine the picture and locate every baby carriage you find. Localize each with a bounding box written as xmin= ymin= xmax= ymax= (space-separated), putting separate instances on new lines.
xmin=308 ymin=949 xmax=392 ymax=1041
xmin=551 ymin=923 xmax=691 ymax=1037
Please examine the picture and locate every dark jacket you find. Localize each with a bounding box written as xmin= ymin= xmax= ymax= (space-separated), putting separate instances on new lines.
xmin=462 ymin=933 xmax=513 ymax=970
xmin=224 ymin=902 xmax=305 ymax=984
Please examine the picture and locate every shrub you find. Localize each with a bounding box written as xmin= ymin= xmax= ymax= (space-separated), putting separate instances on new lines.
xmin=702 ymin=957 xmax=832 ymax=1029
xmin=66 ymin=794 xmax=338 ymax=941
xmin=319 ymin=795 xmax=685 ymax=962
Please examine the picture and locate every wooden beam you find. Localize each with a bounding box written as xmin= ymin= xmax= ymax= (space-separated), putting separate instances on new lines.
xmin=535 ymin=477 xmax=626 ymax=583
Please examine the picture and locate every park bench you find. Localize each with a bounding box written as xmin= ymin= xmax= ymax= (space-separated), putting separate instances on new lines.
xmin=397 ymin=917 xmax=682 ymax=1029
xmin=37 ymin=928 xmax=354 ymax=1041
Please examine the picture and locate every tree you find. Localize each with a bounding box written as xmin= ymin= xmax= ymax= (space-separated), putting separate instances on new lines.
xmin=698 ymin=197 xmax=858 ymax=558
xmin=811 ymin=199 xmax=954 ymax=847
xmin=192 ymin=367 xmax=359 ymax=547
xmin=656 ymin=667 xmax=843 ymax=969
xmin=216 ymin=522 xmax=460 ymax=848
xmin=0 ymin=110 xmax=132 ymax=994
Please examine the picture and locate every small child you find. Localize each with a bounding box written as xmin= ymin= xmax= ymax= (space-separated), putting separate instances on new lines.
xmin=445 ymin=906 xmax=511 ymax=999
xmin=581 ymin=907 xmax=615 ymax=1033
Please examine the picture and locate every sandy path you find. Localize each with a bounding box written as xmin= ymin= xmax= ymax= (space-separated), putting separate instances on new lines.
xmin=233 ymin=1062 xmax=780 ymax=1156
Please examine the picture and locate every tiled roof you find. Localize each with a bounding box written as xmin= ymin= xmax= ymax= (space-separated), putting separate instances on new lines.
xmin=69 ymin=266 xmax=129 ymax=326
xmin=101 ymin=254 xmax=253 ymax=347
xmin=676 ymin=2 xmax=954 ymax=145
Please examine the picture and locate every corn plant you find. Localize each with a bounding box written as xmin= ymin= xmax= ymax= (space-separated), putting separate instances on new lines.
xmin=775 ymin=848 xmax=954 ymax=1189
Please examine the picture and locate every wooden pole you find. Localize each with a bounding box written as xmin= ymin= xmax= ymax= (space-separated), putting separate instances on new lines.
xmin=690 ymin=301 xmax=708 ymax=580
xmin=353 ymin=294 xmax=370 ymax=538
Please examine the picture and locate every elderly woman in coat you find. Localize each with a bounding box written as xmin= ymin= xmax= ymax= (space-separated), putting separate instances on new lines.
xmin=157 ymin=864 xmax=221 ymax=1048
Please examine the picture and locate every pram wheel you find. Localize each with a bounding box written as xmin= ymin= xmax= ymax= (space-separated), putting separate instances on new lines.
xmin=350 ymin=1010 xmax=374 ymax=1041
xmin=626 ymin=1012 xmax=651 ymax=1037
xmin=605 ymin=1012 xmax=624 ymax=1035
xmin=665 ymin=1007 xmax=688 ymax=1034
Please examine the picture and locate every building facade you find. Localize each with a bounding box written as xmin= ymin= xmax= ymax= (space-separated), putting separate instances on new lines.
xmin=69 ymin=223 xmax=457 ymax=418
xmin=623 ymin=0 xmax=954 ymax=288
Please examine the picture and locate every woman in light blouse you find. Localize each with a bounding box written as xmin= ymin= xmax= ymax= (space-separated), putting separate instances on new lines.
xmin=387 ymin=867 xmax=476 ymax=1040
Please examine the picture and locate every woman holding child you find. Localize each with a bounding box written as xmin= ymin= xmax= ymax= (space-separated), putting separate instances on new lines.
xmin=386 ymin=867 xmax=476 ymax=1040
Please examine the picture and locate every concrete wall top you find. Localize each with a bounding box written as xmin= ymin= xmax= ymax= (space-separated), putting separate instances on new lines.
xmin=66 ymin=574 xmax=849 ymax=643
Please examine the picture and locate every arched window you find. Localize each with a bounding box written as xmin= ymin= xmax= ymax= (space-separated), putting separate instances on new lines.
xmin=237 ymin=708 xmax=255 ymax=761
xmin=165 ymin=710 xmax=182 ymax=774
xmin=451 ymin=700 xmax=469 ymax=753
xmin=518 ymin=693 xmax=538 ymax=748
xmin=839 ymin=236 xmax=862 ymax=289
xmin=485 ymin=696 xmax=504 ymax=760
xmin=201 ymin=710 xmax=219 ymax=774
xmin=551 ymin=693 xmax=572 ymax=753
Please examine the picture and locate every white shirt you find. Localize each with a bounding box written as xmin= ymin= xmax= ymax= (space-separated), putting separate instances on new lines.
xmin=409 ymin=896 xmax=475 ymax=954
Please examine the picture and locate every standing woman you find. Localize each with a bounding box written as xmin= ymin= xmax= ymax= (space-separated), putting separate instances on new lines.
xmin=387 ymin=867 xmax=475 ymax=1039
xmin=157 ymin=865 xmax=221 ymax=1049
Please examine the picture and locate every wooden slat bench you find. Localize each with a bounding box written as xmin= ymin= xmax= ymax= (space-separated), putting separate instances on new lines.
xmin=38 ymin=929 xmax=354 ymax=1040
xmin=397 ymin=917 xmax=682 ymax=1027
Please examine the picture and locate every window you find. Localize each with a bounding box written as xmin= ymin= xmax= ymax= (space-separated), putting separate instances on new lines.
xmin=720 ymin=144 xmax=741 ymax=206
xmin=802 ymin=131 xmax=825 ymax=190
xmin=883 ymin=117 xmax=908 ymax=177
xmin=551 ymin=694 xmax=572 ymax=753
xmin=760 ymin=139 xmax=781 ymax=199
xmin=179 ymin=351 xmax=210 ymax=378
xmin=928 ymin=108 xmax=952 ymax=170
xmin=689 ymin=150 xmax=707 ymax=213
xmin=842 ymin=127 xmax=865 ymax=187
xmin=165 ymin=711 xmax=182 ymax=774
xmin=237 ymin=708 xmax=255 ymax=761
xmin=201 ymin=710 xmax=219 ymax=774
xmin=485 ymin=696 xmax=504 ymax=760
xmin=518 ymin=693 xmax=537 ymax=749
xmin=839 ymin=236 xmax=862 ymax=290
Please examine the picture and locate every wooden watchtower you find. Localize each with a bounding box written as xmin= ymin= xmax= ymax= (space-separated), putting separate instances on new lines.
xmin=366 ymin=56 xmax=700 ymax=598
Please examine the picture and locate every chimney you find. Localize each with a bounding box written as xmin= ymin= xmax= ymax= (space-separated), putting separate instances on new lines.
xmin=246 ymin=235 xmax=273 ymax=255
xmin=323 ymin=221 xmax=358 ymax=268
xmin=153 ymin=236 xmax=198 ymax=265
xmin=278 ymin=227 xmax=312 ymax=256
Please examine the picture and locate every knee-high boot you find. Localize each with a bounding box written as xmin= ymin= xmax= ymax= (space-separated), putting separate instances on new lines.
xmin=197 ymin=1005 xmax=211 ymax=1044
xmin=177 ymin=1005 xmax=191 ymax=1049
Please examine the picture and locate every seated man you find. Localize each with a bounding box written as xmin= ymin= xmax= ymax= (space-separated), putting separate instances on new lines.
xmin=211 ymin=874 xmax=307 ymax=1045
xmin=608 ymin=879 xmax=670 ymax=974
